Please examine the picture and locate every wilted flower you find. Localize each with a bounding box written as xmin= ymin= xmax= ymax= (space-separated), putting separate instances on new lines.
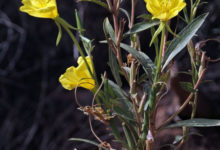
xmin=59 ymin=56 xmax=95 ymax=90
xmin=20 ymin=0 xmax=59 ymax=19
xmin=144 ymin=0 xmax=186 ymax=21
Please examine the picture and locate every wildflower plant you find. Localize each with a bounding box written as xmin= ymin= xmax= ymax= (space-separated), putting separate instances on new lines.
xmin=20 ymin=0 xmax=220 ymax=149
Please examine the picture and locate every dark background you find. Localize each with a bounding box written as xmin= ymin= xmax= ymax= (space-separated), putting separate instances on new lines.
xmin=0 ymin=0 xmax=219 ymax=150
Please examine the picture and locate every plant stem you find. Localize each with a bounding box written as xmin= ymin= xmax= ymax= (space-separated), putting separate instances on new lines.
xmin=130 ymin=0 xmax=135 ymax=29
xmin=56 ymin=17 xmax=98 ymax=84
xmin=155 ymin=25 xmax=166 ymax=82
xmin=157 ymin=69 xmax=206 ymax=129
xmin=149 ymin=24 xmax=166 ymax=110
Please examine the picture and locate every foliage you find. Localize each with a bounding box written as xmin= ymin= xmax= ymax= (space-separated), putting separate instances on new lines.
xmin=19 ymin=0 xmax=220 ymax=150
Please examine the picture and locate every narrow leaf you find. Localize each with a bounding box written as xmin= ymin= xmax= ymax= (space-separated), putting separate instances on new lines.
xmin=165 ymin=23 xmax=179 ymax=37
xmin=107 ymin=80 xmax=133 ymax=111
xmin=108 ymin=48 xmax=122 ymax=87
xmin=103 ymin=18 xmax=115 ymax=42
xmin=120 ymin=8 xmax=131 ymax=26
xmin=166 ymin=118 xmax=220 ymax=128
xmin=124 ymin=20 xmax=160 ymax=36
xmin=109 ymin=119 xmax=124 ymax=143
xmin=120 ymin=43 xmax=156 ymax=82
xmin=150 ymin=22 xmax=165 ymax=46
xmin=122 ymin=123 xmax=136 ymax=149
xmin=56 ymin=17 xmax=79 ymax=31
xmin=113 ymin=106 xmax=136 ymax=121
xmin=80 ymin=35 xmax=94 ymax=55
xmin=137 ymin=14 xmax=152 ymax=20
xmin=75 ymin=9 xmax=84 ymax=35
xmin=55 ymin=21 xmax=62 ymax=46
xmin=162 ymin=13 xmax=208 ymax=70
xmin=122 ymin=67 xmax=130 ymax=79
xmin=173 ymin=136 xmax=183 ymax=144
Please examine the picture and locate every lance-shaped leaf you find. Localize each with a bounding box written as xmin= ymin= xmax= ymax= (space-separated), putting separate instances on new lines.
xmin=107 ymin=80 xmax=133 ymax=111
xmin=108 ymin=48 xmax=122 ymax=87
xmin=150 ymin=22 xmax=165 ymax=46
xmin=103 ymin=17 xmax=115 ymax=42
xmin=75 ymin=10 xmax=94 ymax=55
xmin=55 ymin=21 xmax=62 ymax=46
xmin=124 ymin=20 xmax=160 ymax=36
xmin=103 ymin=18 xmax=122 ymax=86
xmin=113 ymin=106 xmax=136 ymax=121
xmin=120 ymin=8 xmax=131 ymax=26
xmin=75 ymin=9 xmax=84 ymax=35
xmin=120 ymin=43 xmax=156 ymax=82
xmin=107 ymin=80 xmax=136 ymax=121
xmin=162 ymin=13 xmax=208 ymax=71
xmin=166 ymin=118 xmax=220 ymax=128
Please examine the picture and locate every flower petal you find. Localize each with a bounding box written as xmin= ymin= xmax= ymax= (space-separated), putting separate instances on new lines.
xmin=59 ymin=56 xmax=95 ymax=91
xmin=20 ymin=0 xmax=59 ymax=19
xmin=144 ymin=0 xmax=186 ymax=21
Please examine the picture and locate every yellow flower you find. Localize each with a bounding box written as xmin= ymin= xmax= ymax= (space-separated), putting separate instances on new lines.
xmin=20 ymin=0 xmax=59 ymax=19
xmin=59 ymin=56 xmax=95 ymax=90
xmin=144 ymin=0 xmax=186 ymax=21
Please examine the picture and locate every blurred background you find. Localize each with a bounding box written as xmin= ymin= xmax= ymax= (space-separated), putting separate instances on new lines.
xmin=0 ymin=0 xmax=219 ymax=150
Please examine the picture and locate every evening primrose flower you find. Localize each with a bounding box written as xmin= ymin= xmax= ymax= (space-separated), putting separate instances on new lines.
xmin=144 ymin=0 xmax=186 ymax=21
xmin=20 ymin=0 xmax=59 ymax=19
xmin=59 ymin=56 xmax=95 ymax=91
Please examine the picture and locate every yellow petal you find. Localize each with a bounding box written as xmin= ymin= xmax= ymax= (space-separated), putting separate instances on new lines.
xmin=144 ymin=0 xmax=186 ymax=21
xmin=20 ymin=0 xmax=59 ymax=19
xmin=59 ymin=56 xmax=95 ymax=91
xmin=59 ymin=66 xmax=79 ymax=90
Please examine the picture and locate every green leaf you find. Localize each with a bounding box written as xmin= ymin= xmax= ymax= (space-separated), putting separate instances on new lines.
xmin=109 ymin=119 xmax=124 ymax=143
xmin=75 ymin=9 xmax=84 ymax=35
xmin=179 ymin=82 xmax=196 ymax=93
xmin=108 ymin=48 xmax=122 ymax=87
xmin=113 ymin=106 xmax=136 ymax=121
xmin=77 ymin=0 xmax=108 ymax=10
xmin=120 ymin=43 xmax=156 ymax=82
xmin=55 ymin=17 xmax=79 ymax=31
xmin=107 ymin=80 xmax=136 ymax=122
xmin=173 ymin=132 xmax=202 ymax=145
xmin=144 ymin=99 xmax=150 ymax=111
xmin=80 ymin=35 xmax=95 ymax=55
xmin=150 ymin=22 xmax=165 ymax=46
xmin=122 ymin=67 xmax=130 ymax=79
xmin=124 ymin=20 xmax=160 ymax=36
xmin=162 ymin=13 xmax=208 ymax=71
xmin=75 ymin=9 xmax=95 ymax=55
xmin=103 ymin=18 xmax=115 ymax=42
xmin=69 ymin=138 xmax=108 ymax=150
xmin=55 ymin=21 xmax=62 ymax=46
xmin=173 ymin=135 xmax=183 ymax=144
xmin=122 ymin=123 xmax=136 ymax=149
xmin=165 ymin=22 xmax=179 ymax=37
xmin=137 ymin=14 xmax=152 ymax=21
xmin=120 ymin=8 xmax=131 ymax=26
xmin=183 ymin=7 xmax=189 ymax=23
xmin=151 ymin=27 xmax=159 ymax=61
xmin=107 ymin=80 xmax=133 ymax=111
xmin=166 ymin=118 xmax=220 ymax=128
xmin=102 ymin=76 xmax=114 ymax=108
